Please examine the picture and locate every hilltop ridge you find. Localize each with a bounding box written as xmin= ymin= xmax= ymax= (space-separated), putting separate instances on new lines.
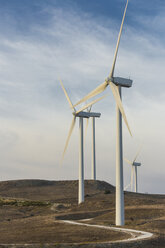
xmin=0 ymin=179 xmax=115 ymax=201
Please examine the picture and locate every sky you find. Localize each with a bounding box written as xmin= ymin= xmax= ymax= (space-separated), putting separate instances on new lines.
xmin=0 ymin=0 xmax=165 ymax=194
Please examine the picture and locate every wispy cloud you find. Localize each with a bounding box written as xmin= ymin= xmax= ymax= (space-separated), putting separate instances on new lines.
xmin=0 ymin=1 xmax=164 ymax=193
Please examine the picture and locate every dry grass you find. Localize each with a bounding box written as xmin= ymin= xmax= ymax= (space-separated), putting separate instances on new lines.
xmin=0 ymin=215 xmax=130 ymax=244
xmin=0 ymin=179 xmax=164 ymax=247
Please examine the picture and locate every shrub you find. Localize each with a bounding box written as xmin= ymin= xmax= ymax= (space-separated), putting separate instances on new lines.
xmin=104 ymin=190 xmax=111 ymax=194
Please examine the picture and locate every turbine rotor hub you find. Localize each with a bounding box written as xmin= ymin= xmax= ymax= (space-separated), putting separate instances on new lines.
xmin=105 ymin=77 xmax=113 ymax=84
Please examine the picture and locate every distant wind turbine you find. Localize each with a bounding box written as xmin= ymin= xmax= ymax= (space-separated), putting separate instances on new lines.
xmin=124 ymin=148 xmax=142 ymax=193
xmin=73 ymin=0 xmax=133 ymax=226
xmin=60 ymin=80 xmax=106 ymax=204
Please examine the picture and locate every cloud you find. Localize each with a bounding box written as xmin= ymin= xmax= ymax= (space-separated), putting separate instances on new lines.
xmin=0 ymin=1 xmax=164 ymax=193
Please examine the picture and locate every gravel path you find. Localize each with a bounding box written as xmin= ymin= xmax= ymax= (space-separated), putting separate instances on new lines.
xmin=60 ymin=219 xmax=153 ymax=243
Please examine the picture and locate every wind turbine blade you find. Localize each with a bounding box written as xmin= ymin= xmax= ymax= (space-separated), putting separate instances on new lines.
xmin=61 ymin=116 xmax=76 ymax=164
xmin=74 ymin=81 xmax=108 ymax=107
xmin=88 ymin=105 xmax=92 ymax=112
xmin=76 ymin=94 xmax=108 ymax=114
xmin=109 ymin=81 xmax=132 ymax=136
xmin=124 ymin=158 xmax=132 ymax=165
xmin=59 ymin=79 xmax=75 ymax=111
xmin=124 ymin=182 xmax=131 ymax=191
xmin=110 ymin=0 xmax=129 ymax=78
xmin=133 ymin=145 xmax=143 ymax=163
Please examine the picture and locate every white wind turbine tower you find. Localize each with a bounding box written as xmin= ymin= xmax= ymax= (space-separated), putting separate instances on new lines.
xmin=73 ymin=0 xmax=132 ymax=225
xmin=60 ymin=80 xmax=106 ymax=204
xmin=125 ymin=149 xmax=142 ymax=193
xmin=85 ymin=107 xmax=98 ymax=180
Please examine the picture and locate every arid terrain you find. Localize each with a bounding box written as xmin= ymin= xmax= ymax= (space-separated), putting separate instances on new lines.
xmin=0 ymin=179 xmax=164 ymax=247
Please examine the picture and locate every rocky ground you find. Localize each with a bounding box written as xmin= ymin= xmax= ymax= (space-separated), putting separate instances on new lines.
xmin=0 ymin=179 xmax=164 ymax=247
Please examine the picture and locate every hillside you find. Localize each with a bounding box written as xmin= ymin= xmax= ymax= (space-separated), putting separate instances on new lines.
xmin=0 ymin=179 xmax=164 ymax=247
xmin=0 ymin=179 xmax=115 ymax=202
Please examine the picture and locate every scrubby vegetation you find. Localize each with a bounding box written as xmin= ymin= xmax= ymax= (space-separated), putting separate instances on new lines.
xmin=0 ymin=197 xmax=50 ymax=207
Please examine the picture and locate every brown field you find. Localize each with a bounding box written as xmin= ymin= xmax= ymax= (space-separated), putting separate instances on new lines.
xmin=0 ymin=179 xmax=164 ymax=248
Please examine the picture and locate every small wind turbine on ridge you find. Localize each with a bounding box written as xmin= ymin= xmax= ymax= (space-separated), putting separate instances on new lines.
xmin=124 ymin=147 xmax=142 ymax=193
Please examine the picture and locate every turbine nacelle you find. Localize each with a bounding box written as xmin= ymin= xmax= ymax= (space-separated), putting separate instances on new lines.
xmin=106 ymin=76 xmax=133 ymax=88
xmin=73 ymin=111 xmax=101 ymax=118
xmin=133 ymin=162 xmax=141 ymax=167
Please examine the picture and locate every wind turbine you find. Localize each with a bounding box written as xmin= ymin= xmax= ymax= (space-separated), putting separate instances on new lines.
xmin=73 ymin=0 xmax=132 ymax=226
xmin=60 ymin=80 xmax=106 ymax=204
xmin=124 ymin=149 xmax=142 ymax=193
xmin=85 ymin=106 xmax=97 ymax=181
